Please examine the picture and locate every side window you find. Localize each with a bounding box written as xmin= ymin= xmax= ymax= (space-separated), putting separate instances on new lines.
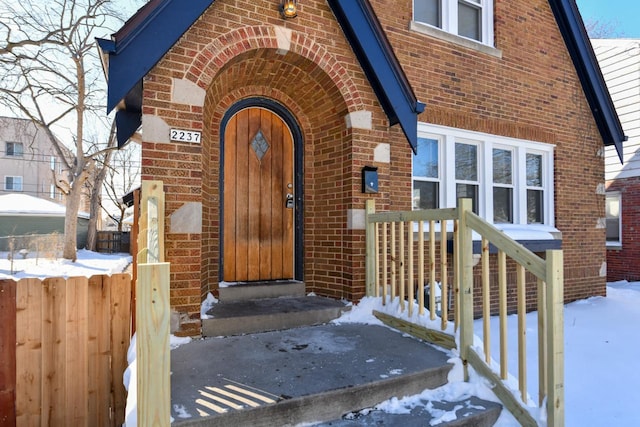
xmin=492 ymin=148 xmax=513 ymax=223
xmin=455 ymin=142 xmax=479 ymax=214
xmin=413 ymin=137 xmax=440 ymax=209
xmin=605 ymin=192 xmax=622 ymax=246
xmin=526 ymin=153 xmax=544 ymax=224
xmin=413 ymin=0 xmax=492 ymax=45
xmin=414 ymin=0 xmax=441 ymax=28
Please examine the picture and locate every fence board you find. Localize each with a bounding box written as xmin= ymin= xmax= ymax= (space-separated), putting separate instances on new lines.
xmin=15 ymin=278 xmax=42 ymax=425
xmin=88 ymin=276 xmax=112 ymax=426
xmin=66 ymin=277 xmax=89 ymax=424
xmin=0 ymin=280 xmax=16 ymax=427
xmin=110 ymin=274 xmax=132 ymax=427
xmin=137 ymin=263 xmax=171 ymax=426
xmin=42 ymin=277 xmax=66 ymax=425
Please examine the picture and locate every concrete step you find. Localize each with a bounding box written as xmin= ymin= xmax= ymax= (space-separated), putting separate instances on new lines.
xmin=202 ymin=295 xmax=350 ymax=337
xmin=315 ymin=395 xmax=502 ymax=426
xmin=171 ymin=324 xmax=458 ymax=427
xmin=218 ymin=281 xmax=305 ymax=302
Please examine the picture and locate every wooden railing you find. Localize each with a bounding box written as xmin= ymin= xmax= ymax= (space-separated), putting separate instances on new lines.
xmin=365 ymin=198 xmax=564 ymax=426
xmin=0 ymin=274 xmax=131 ymax=426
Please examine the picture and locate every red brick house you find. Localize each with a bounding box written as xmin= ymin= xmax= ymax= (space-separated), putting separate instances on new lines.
xmin=98 ymin=0 xmax=624 ymax=331
xmin=592 ymin=38 xmax=640 ymax=282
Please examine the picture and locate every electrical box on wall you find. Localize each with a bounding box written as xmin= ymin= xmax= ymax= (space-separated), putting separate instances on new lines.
xmin=362 ymin=166 xmax=378 ymax=194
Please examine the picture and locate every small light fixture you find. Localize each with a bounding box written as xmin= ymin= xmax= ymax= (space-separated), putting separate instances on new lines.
xmin=279 ymin=0 xmax=298 ymax=19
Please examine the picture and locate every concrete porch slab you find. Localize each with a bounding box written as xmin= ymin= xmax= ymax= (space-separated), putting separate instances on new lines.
xmin=171 ymin=323 xmax=453 ymax=426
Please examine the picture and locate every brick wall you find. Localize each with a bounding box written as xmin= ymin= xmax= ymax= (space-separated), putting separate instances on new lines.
xmin=606 ymin=176 xmax=640 ymax=282
xmin=139 ymin=0 xmax=607 ymax=326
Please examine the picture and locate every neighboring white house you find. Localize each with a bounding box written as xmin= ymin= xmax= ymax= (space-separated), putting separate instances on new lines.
xmin=0 ymin=117 xmax=69 ymax=202
xmin=592 ymin=39 xmax=640 ymax=282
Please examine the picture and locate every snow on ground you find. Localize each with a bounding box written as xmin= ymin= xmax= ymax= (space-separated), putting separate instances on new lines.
xmin=3 ymin=251 xmax=639 ymax=426
xmin=0 ymin=249 xmax=131 ymax=280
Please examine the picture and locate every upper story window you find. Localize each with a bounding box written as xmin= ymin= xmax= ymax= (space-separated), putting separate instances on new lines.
xmin=412 ymin=124 xmax=555 ymax=227
xmin=605 ymin=192 xmax=622 ymax=246
xmin=5 ymin=142 xmax=23 ymax=157
xmin=50 ymin=156 xmax=56 ymax=170
xmin=413 ymin=0 xmax=494 ymax=46
xmin=4 ymin=176 xmax=23 ymax=191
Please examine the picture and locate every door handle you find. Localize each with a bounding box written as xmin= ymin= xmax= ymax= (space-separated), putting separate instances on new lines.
xmin=286 ymin=193 xmax=294 ymax=209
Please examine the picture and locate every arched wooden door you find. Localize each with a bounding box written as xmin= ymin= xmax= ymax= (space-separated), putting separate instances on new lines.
xmin=223 ymin=107 xmax=294 ymax=282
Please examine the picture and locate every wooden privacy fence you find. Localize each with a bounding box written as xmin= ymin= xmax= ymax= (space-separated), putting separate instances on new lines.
xmin=0 ymin=274 xmax=131 ymax=427
xmin=365 ymin=198 xmax=564 ymax=427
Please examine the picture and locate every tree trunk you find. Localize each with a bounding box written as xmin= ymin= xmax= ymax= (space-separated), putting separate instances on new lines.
xmin=86 ymin=162 xmax=110 ymax=251
xmin=62 ymin=169 xmax=89 ymax=261
xmin=63 ymin=184 xmax=83 ymax=261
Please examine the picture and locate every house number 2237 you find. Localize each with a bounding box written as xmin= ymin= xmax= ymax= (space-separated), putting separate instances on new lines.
xmin=170 ymin=129 xmax=201 ymax=143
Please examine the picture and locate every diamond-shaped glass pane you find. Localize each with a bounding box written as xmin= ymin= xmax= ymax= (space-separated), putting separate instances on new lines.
xmin=251 ymin=130 xmax=270 ymax=161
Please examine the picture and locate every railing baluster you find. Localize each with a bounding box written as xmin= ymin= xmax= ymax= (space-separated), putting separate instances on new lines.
xmin=482 ymin=238 xmax=491 ymax=363
xmin=440 ymin=219 xmax=448 ymax=330
xmin=429 ymin=220 xmax=436 ymax=321
xmin=418 ymin=221 xmax=425 ymax=315
xmin=375 ymin=223 xmax=380 ymax=298
xmin=408 ymin=221 xmax=414 ymax=317
xmin=399 ymin=221 xmax=405 ymax=312
xmin=453 ymin=220 xmax=460 ymax=332
xmin=382 ymin=223 xmax=388 ymax=305
xmin=498 ymin=250 xmax=508 ymax=380
xmin=391 ymin=222 xmax=396 ymax=300
xmin=517 ymin=264 xmax=527 ymax=402
xmin=537 ymin=278 xmax=547 ymax=407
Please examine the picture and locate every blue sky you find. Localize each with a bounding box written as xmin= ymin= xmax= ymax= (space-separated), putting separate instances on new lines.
xmin=576 ymin=0 xmax=640 ymax=38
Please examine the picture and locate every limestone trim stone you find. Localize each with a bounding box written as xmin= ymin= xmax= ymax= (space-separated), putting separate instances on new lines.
xmin=142 ymin=114 xmax=170 ymax=143
xmin=172 ymin=78 xmax=206 ymax=106
xmin=345 ymin=111 xmax=372 ymax=130
xmin=170 ymin=202 xmax=202 ymax=234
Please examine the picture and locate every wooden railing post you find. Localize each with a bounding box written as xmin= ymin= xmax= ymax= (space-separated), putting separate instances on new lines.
xmin=365 ymin=200 xmax=376 ymax=296
xmin=457 ymin=198 xmax=474 ymax=381
xmin=546 ymin=249 xmax=564 ymax=426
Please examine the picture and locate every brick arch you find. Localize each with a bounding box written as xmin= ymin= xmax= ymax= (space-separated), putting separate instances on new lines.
xmin=186 ymin=25 xmax=365 ymax=114
xmin=203 ymin=86 xmax=312 ymax=145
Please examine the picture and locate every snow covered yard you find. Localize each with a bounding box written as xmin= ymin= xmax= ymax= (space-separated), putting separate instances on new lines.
xmin=0 ymin=249 xmax=131 ymax=280
xmin=1 ymin=250 xmax=638 ymax=426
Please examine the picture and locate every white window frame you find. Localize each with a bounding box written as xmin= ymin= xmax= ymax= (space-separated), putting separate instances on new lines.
xmin=605 ymin=192 xmax=622 ymax=247
xmin=414 ymin=123 xmax=555 ymax=228
xmin=4 ymin=176 xmax=23 ymax=191
xmin=412 ymin=0 xmax=494 ymax=46
xmin=491 ymin=145 xmax=515 ymax=224
xmin=413 ymin=135 xmax=443 ymax=210
xmin=5 ymin=141 xmax=24 ymax=157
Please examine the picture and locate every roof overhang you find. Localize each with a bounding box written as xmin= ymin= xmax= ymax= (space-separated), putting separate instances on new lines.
xmin=96 ymin=0 xmax=215 ymax=147
xmin=328 ymin=0 xmax=425 ymax=153
xmin=548 ymin=0 xmax=627 ymax=163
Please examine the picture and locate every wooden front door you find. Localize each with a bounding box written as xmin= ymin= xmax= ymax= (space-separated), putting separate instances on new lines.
xmin=223 ymin=107 xmax=294 ymax=282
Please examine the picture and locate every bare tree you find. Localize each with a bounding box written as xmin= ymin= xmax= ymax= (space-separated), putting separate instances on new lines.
xmin=102 ymin=141 xmax=141 ymax=232
xmin=0 ymin=0 xmax=138 ymax=260
xmin=85 ymin=119 xmax=118 ymax=250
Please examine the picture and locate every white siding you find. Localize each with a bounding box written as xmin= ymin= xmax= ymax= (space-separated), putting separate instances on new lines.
xmin=592 ymin=39 xmax=640 ymax=181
